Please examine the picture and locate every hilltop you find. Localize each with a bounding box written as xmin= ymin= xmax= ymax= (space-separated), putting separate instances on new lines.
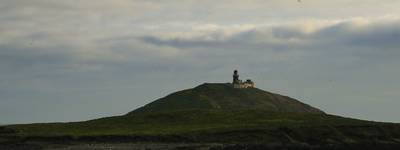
xmin=131 ymin=83 xmax=323 ymax=114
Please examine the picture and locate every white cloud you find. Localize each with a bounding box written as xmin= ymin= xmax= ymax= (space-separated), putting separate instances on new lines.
xmin=138 ymin=17 xmax=400 ymax=53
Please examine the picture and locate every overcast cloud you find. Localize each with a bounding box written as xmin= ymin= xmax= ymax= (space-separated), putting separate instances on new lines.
xmin=1 ymin=0 xmax=400 ymax=124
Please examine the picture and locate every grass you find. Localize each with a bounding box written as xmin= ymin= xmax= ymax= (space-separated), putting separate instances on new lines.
xmin=7 ymin=109 xmax=376 ymax=137
xmin=2 ymin=109 xmax=400 ymax=145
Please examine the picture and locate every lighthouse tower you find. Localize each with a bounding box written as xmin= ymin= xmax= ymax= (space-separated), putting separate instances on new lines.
xmin=233 ymin=70 xmax=240 ymax=83
xmin=232 ymin=70 xmax=255 ymax=89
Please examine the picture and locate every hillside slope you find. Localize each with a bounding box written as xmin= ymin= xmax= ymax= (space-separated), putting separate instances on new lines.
xmin=131 ymin=83 xmax=323 ymax=114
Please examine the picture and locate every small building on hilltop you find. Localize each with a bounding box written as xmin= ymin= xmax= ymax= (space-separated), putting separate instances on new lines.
xmin=232 ymin=70 xmax=255 ymax=88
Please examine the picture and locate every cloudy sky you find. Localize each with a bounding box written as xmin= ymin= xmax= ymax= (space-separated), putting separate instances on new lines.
xmin=1 ymin=0 xmax=400 ymax=124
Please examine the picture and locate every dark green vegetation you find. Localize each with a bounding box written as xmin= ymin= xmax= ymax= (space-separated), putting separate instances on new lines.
xmin=2 ymin=110 xmax=376 ymax=137
xmin=132 ymin=83 xmax=324 ymax=114
xmin=1 ymin=83 xmax=400 ymax=149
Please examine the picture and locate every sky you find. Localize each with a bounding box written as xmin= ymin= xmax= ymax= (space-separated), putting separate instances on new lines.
xmin=1 ymin=0 xmax=400 ymax=124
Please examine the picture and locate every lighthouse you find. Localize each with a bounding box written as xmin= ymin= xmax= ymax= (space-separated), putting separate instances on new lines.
xmin=232 ymin=70 xmax=255 ymax=89
xmin=233 ymin=70 xmax=240 ymax=84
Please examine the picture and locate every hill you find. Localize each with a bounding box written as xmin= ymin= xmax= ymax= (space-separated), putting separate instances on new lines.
xmin=1 ymin=83 xmax=400 ymax=149
xmin=131 ymin=83 xmax=324 ymax=114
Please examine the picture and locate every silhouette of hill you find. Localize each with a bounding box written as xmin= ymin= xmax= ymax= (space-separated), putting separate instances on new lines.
xmin=131 ymin=83 xmax=323 ymax=114
xmin=1 ymin=83 xmax=400 ymax=149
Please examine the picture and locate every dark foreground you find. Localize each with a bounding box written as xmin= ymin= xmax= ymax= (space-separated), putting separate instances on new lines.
xmin=2 ymin=110 xmax=400 ymax=149
xmin=2 ymin=142 xmax=400 ymax=150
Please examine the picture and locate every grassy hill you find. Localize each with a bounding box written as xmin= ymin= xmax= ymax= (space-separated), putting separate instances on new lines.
xmin=1 ymin=83 xmax=400 ymax=149
xmin=131 ymin=83 xmax=323 ymax=114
